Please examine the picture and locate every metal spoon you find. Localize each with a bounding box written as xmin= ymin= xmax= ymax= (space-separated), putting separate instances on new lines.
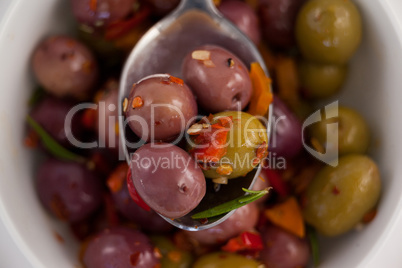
xmin=118 ymin=0 xmax=273 ymax=231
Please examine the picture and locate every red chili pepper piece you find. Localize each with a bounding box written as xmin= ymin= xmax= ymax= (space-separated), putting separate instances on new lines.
xmin=107 ymin=164 xmax=128 ymax=193
xmin=221 ymin=237 xmax=244 ymax=253
xmin=262 ymin=167 xmax=289 ymax=198
xmin=217 ymin=116 xmax=233 ymax=127
xmin=221 ymin=231 xmax=263 ymax=253
xmin=81 ymin=108 xmax=97 ymax=130
xmin=105 ymin=6 xmax=151 ymax=40
xmin=241 ymin=231 xmax=264 ymax=250
xmin=126 ymin=167 xmax=151 ymax=211
xmin=24 ymin=130 xmax=39 ymax=148
xmin=190 ymin=124 xmax=229 ymax=163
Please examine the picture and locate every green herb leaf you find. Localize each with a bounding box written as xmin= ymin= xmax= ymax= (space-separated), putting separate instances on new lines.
xmin=307 ymin=226 xmax=320 ymax=267
xmin=26 ymin=115 xmax=85 ymax=163
xmin=191 ymin=187 xmax=270 ymax=220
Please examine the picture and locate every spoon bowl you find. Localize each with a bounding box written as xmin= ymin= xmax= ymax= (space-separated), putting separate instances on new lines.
xmin=119 ymin=0 xmax=273 ymax=231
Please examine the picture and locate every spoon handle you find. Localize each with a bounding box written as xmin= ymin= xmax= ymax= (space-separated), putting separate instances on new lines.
xmin=178 ymin=0 xmax=216 ymax=12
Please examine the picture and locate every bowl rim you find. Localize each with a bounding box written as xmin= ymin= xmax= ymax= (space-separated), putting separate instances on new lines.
xmin=1 ymin=0 xmax=402 ymax=267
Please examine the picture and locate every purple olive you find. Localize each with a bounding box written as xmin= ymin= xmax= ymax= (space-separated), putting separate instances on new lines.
xmin=113 ymin=183 xmax=174 ymax=233
xmin=82 ymin=227 xmax=160 ymax=268
xmin=260 ymin=225 xmax=310 ymax=268
xmin=36 ymin=159 xmax=102 ymax=222
xmin=70 ymin=0 xmax=136 ymax=27
xmin=32 ymin=36 xmax=98 ymax=100
xmin=146 ymin=0 xmax=180 ymax=16
xmin=218 ymin=0 xmax=261 ymax=44
xmin=258 ymin=0 xmax=305 ymax=49
xmin=270 ymin=96 xmax=303 ymax=159
xmin=131 ymin=143 xmax=206 ymax=219
xmin=124 ymin=74 xmax=197 ymax=142
xmin=185 ymin=203 xmax=259 ymax=245
xmin=182 ymin=45 xmax=252 ymax=113
xmin=110 ymin=164 xmax=173 ymax=233
xmin=30 ymin=96 xmax=82 ymax=148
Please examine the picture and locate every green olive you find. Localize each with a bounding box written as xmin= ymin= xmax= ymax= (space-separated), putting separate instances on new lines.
xmin=150 ymin=236 xmax=193 ymax=268
xmin=310 ymin=106 xmax=370 ymax=156
xmin=303 ymin=154 xmax=381 ymax=236
xmin=189 ymin=111 xmax=267 ymax=180
xmin=299 ymin=60 xmax=348 ymax=99
xmin=193 ymin=252 xmax=261 ymax=268
xmin=295 ymin=0 xmax=362 ymax=64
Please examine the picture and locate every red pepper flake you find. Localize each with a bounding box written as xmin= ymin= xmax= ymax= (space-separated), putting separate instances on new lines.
xmin=53 ymin=231 xmax=64 ymax=244
xmin=216 ymin=164 xmax=233 ymax=176
xmin=198 ymin=162 xmax=210 ymax=170
xmin=89 ymin=0 xmax=97 ymax=12
xmin=253 ymin=158 xmax=261 ymax=166
xmin=50 ymin=194 xmax=69 ymax=221
xmin=81 ymin=108 xmax=97 ymax=129
xmin=219 ymin=254 xmax=229 ymax=259
xmin=24 ymin=130 xmax=39 ymax=148
xmin=130 ymin=252 xmax=141 ymax=266
xmin=190 ymin=126 xmax=229 ymax=163
xmin=66 ymin=40 xmax=76 ymax=48
xmin=362 ymin=209 xmax=377 ymax=224
xmin=132 ymin=96 xmax=143 ymax=109
xmin=217 ymin=116 xmax=233 ymax=127
xmin=161 ymin=75 xmax=184 ymax=86
xmin=107 ymin=164 xmax=128 ymax=193
xmin=169 ymin=76 xmax=184 ymax=86
xmin=81 ymin=60 xmax=93 ymax=74
xmin=207 ymin=114 xmax=214 ymax=122
xmin=154 ymin=247 xmax=162 ymax=259
xmin=189 ymin=117 xmax=232 ymax=163
xmin=256 ymin=141 xmax=268 ymax=160
xmin=199 ymin=218 xmax=208 ymax=224
xmin=167 ymin=250 xmax=183 ymax=263
xmin=332 ymin=186 xmax=340 ymax=195
xmin=160 ymin=78 xmax=170 ymax=85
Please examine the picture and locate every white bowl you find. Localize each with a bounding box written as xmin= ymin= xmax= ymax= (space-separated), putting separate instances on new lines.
xmin=1 ymin=0 xmax=402 ymax=267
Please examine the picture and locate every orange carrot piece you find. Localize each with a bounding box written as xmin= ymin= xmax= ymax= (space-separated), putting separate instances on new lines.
xmin=107 ymin=164 xmax=128 ymax=193
xmin=275 ymin=56 xmax=300 ymax=107
xmin=264 ymin=197 xmax=305 ymax=238
xmin=258 ymin=43 xmax=277 ymax=73
xmin=248 ymin=62 xmax=273 ymax=117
